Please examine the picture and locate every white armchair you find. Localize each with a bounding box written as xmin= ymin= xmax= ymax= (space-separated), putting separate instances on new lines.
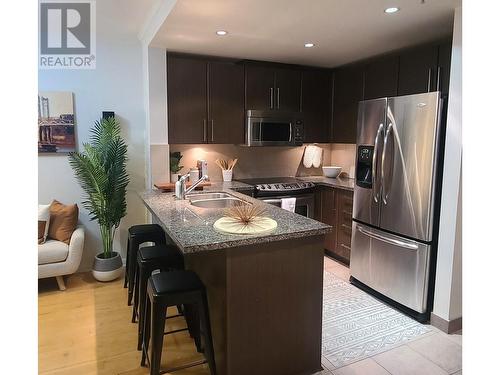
xmin=38 ymin=225 xmax=85 ymax=290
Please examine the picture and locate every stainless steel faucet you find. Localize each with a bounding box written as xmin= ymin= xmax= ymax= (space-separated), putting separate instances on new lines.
xmin=175 ymin=174 xmax=209 ymax=200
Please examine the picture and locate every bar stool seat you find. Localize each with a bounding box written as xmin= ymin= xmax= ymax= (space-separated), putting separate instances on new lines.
xmin=125 ymin=224 xmax=166 ymax=307
xmin=134 ymin=244 xmax=184 ymax=348
xmin=141 ymin=271 xmax=217 ymax=375
xmin=129 ymin=224 xmax=165 ymax=236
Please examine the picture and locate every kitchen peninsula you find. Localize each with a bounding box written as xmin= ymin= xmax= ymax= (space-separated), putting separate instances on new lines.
xmin=140 ymin=184 xmax=331 ymax=375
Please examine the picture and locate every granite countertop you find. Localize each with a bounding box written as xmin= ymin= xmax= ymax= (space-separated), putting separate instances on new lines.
xmin=298 ymin=176 xmax=355 ymax=191
xmin=139 ymin=182 xmax=331 ymax=254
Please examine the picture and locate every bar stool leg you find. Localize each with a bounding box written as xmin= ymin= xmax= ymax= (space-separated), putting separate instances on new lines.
xmin=132 ymin=263 xmax=141 ymax=323
xmin=150 ymin=300 xmax=166 ymax=375
xmin=127 ymin=238 xmax=139 ymax=306
xmin=141 ymin=296 xmax=151 ymax=367
xmin=124 ymin=238 xmax=130 ymax=288
xmin=137 ymin=266 xmax=149 ymax=350
xmin=198 ymin=291 xmax=217 ymax=375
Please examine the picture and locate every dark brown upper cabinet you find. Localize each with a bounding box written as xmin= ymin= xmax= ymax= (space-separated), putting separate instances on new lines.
xmin=245 ymin=64 xmax=276 ymax=110
xmin=274 ymin=68 xmax=301 ymax=111
xmin=208 ymin=61 xmax=245 ymax=144
xmin=437 ymin=39 xmax=452 ymax=96
xmin=167 ymin=53 xmax=245 ymax=144
xmin=332 ymin=64 xmax=364 ymax=143
xmin=398 ymin=45 xmax=439 ymax=96
xmin=364 ymin=55 xmax=399 ymax=100
xmin=245 ymin=64 xmax=301 ymax=112
xmin=167 ymin=54 xmax=207 ymax=144
xmin=301 ymin=69 xmax=332 ymax=143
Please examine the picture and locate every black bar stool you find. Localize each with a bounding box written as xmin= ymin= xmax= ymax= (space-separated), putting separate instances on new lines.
xmin=141 ymin=271 xmax=217 ymax=375
xmin=134 ymin=244 xmax=184 ymax=348
xmin=125 ymin=224 xmax=166 ymax=307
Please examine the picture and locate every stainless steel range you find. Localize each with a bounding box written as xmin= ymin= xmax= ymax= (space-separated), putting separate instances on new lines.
xmin=236 ymin=177 xmax=315 ymax=218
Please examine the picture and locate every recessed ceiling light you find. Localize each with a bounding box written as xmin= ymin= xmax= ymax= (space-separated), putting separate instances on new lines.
xmin=216 ymin=30 xmax=227 ymax=36
xmin=384 ymin=7 xmax=399 ymax=13
xmin=304 ymin=43 xmax=315 ymax=48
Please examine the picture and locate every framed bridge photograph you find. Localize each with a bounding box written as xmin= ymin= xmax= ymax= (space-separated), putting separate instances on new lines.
xmin=38 ymin=91 xmax=75 ymax=153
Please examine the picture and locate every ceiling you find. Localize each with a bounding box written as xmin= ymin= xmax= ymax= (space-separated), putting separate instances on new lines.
xmin=151 ymin=0 xmax=459 ymax=67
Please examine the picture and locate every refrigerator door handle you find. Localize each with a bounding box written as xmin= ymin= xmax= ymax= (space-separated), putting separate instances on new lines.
xmin=357 ymin=225 xmax=419 ymax=250
xmin=381 ymin=122 xmax=393 ymax=205
xmin=372 ymin=123 xmax=384 ymax=203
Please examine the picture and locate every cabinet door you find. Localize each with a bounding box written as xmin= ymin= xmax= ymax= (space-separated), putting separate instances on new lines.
xmin=167 ymin=54 xmax=207 ymax=144
xmin=398 ymin=45 xmax=439 ymax=96
xmin=364 ymin=55 xmax=399 ymax=100
xmin=320 ymin=187 xmax=337 ymax=253
xmin=332 ymin=64 xmax=364 ymax=143
xmin=335 ymin=189 xmax=353 ymax=264
xmin=437 ymin=40 xmax=452 ymax=95
xmin=302 ymin=69 xmax=332 ymax=143
xmin=208 ymin=61 xmax=245 ymax=144
xmin=245 ymin=65 xmax=275 ymax=110
xmin=274 ymin=68 xmax=301 ymax=112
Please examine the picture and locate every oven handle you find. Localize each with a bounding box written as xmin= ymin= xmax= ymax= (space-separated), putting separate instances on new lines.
xmin=261 ymin=198 xmax=282 ymax=205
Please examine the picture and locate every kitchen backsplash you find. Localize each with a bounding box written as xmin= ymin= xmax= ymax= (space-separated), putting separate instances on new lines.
xmin=330 ymin=143 xmax=356 ymax=178
xmin=168 ymin=144 xmax=332 ymax=181
xmin=151 ymin=143 xmax=357 ymax=184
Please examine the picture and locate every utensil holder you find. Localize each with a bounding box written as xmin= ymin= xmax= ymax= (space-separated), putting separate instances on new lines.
xmin=222 ymin=169 xmax=233 ymax=182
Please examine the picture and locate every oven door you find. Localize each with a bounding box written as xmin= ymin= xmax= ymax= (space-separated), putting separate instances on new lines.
xmin=246 ymin=117 xmax=294 ymax=146
xmin=259 ymin=194 xmax=314 ymax=218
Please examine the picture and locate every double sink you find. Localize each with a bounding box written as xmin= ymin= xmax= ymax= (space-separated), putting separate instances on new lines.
xmin=186 ymin=192 xmax=250 ymax=209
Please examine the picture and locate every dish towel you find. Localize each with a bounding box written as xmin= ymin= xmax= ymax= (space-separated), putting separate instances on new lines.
xmin=281 ymin=197 xmax=296 ymax=212
xmin=303 ymin=145 xmax=323 ymax=168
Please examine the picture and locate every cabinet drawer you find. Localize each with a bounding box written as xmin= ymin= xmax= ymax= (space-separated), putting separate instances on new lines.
xmin=337 ymin=222 xmax=352 ymax=248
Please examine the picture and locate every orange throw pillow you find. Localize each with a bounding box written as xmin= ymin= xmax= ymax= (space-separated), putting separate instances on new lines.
xmin=48 ymin=200 xmax=79 ymax=244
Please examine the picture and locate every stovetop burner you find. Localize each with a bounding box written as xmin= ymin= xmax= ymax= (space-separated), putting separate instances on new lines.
xmin=236 ymin=177 xmax=302 ymax=185
xmin=236 ymin=177 xmax=314 ymax=196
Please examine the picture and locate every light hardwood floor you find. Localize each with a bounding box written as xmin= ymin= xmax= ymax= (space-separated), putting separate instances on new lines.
xmin=39 ymin=258 xmax=461 ymax=375
xmin=38 ymin=273 xmax=209 ymax=374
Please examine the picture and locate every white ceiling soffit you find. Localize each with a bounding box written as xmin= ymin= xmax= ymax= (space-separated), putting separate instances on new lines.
xmin=150 ymin=0 xmax=459 ymax=67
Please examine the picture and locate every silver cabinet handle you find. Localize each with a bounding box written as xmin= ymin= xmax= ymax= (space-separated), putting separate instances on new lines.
xmin=211 ymin=119 xmax=214 ymax=142
xmin=203 ymin=119 xmax=207 ymax=142
xmin=372 ymin=123 xmax=384 ymax=203
xmin=357 ymin=225 xmax=418 ymax=250
xmin=277 ymin=87 xmax=280 ymax=109
xmin=427 ymin=67 xmax=432 ymax=92
xmin=270 ymin=88 xmax=274 ymax=109
xmin=381 ymin=122 xmax=393 ymax=205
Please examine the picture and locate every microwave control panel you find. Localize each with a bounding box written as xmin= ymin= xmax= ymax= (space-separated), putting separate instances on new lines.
xmin=293 ymin=120 xmax=304 ymax=145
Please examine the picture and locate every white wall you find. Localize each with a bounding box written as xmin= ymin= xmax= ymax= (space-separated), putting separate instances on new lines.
xmin=148 ymin=47 xmax=170 ymax=186
xmin=38 ymin=1 xmax=149 ymax=271
xmin=432 ymin=6 xmax=462 ymax=324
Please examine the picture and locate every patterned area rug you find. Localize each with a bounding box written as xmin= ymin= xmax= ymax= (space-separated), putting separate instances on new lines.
xmin=322 ymin=271 xmax=431 ymax=368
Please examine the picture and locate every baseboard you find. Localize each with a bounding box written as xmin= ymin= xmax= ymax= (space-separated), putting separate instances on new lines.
xmin=430 ymin=313 xmax=462 ymax=333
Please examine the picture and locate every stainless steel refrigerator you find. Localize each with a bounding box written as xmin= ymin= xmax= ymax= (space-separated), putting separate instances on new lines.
xmin=350 ymin=91 xmax=443 ymax=321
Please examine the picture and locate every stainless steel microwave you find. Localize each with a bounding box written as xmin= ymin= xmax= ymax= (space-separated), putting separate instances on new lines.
xmin=245 ymin=110 xmax=304 ymax=146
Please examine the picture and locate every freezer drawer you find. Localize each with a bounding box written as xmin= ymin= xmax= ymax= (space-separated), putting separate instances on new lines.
xmin=350 ymin=222 xmax=431 ymax=313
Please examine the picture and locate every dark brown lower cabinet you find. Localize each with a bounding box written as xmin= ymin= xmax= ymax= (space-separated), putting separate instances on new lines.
xmin=315 ymin=186 xmax=353 ymax=264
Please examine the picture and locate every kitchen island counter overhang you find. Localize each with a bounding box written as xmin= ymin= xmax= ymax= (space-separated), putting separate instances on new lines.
xmin=139 ymin=185 xmax=331 ymax=375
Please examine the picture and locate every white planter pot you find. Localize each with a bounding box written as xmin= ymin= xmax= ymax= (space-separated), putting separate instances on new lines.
xmin=92 ymin=251 xmax=123 ymax=282
xmin=171 ymin=173 xmax=180 ymax=183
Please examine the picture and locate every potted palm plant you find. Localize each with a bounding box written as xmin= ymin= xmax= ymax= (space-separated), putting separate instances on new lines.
xmin=170 ymin=151 xmax=184 ymax=182
xmin=69 ymin=117 xmax=129 ymax=282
